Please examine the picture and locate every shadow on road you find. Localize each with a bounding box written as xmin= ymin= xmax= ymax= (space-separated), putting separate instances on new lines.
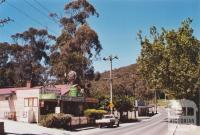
xmin=70 ymin=126 xmax=97 ymax=132
xmin=5 ymin=132 xmax=54 ymax=135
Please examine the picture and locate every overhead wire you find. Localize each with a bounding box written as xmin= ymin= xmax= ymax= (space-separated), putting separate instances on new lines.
xmin=5 ymin=0 xmax=57 ymax=35
xmin=33 ymin=0 xmax=52 ymax=13
xmin=33 ymin=0 xmax=61 ymax=24
xmin=23 ymin=0 xmax=59 ymax=25
xmin=0 ymin=27 xmax=14 ymax=42
xmin=0 ymin=0 xmax=5 ymax=4
xmin=0 ymin=29 xmax=12 ymax=36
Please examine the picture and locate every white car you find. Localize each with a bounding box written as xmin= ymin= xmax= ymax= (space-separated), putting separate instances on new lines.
xmin=95 ymin=114 xmax=120 ymax=128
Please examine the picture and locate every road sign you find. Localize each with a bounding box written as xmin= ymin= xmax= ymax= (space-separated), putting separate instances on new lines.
xmin=109 ymin=102 xmax=114 ymax=108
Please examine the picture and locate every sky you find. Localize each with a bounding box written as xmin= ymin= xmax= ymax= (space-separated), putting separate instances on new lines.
xmin=0 ymin=0 xmax=200 ymax=72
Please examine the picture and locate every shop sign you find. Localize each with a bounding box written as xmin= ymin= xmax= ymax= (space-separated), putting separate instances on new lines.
xmin=55 ymin=107 xmax=60 ymax=114
xmin=85 ymin=98 xmax=98 ymax=103
xmin=39 ymin=93 xmax=57 ymax=100
xmin=61 ymin=96 xmax=84 ymax=102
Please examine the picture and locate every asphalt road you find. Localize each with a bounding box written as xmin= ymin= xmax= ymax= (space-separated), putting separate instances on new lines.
xmin=4 ymin=108 xmax=199 ymax=135
xmin=85 ymin=109 xmax=170 ymax=135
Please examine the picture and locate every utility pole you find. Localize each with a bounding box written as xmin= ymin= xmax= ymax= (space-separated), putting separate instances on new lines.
xmin=155 ymin=89 xmax=157 ymax=114
xmin=132 ymin=74 xmax=138 ymax=119
xmin=198 ymin=88 xmax=200 ymax=125
xmin=103 ymin=55 xmax=118 ymax=114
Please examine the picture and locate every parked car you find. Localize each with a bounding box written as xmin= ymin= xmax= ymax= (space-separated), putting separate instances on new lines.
xmin=95 ymin=114 xmax=119 ymax=128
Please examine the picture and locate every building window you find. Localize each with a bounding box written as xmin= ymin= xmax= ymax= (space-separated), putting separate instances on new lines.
xmin=24 ymin=97 xmax=38 ymax=107
xmin=182 ymin=107 xmax=186 ymax=116
xmin=187 ymin=107 xmax=194 ymax=116
xmin=24 ymin=98 xmax=29 ymax=107
xmin=33 ymin=98 xmax=38 ymax=107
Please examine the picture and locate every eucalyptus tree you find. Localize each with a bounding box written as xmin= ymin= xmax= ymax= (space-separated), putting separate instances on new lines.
xmin=0 ymin=42 xmax=13 ymax=87
xmin=50 ymin=0 xmax=102 ymax=95
xmin=10 ymin=27 xmax=55 ymax=87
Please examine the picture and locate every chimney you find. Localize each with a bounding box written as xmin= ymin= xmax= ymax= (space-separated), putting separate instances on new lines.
xmin=26 ymin=80 xmax=32 ymax=88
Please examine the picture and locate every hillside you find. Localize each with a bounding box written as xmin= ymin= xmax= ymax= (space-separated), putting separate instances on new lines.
xmin=91 ymin=64 xmax=153 ymax=100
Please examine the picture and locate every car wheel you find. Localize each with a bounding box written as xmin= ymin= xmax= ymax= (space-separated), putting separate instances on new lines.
xmin=109 ymin=124 xmax=114 ymax=128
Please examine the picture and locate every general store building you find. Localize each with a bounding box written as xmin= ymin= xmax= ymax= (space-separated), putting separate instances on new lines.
xmin=0 ymin=81 xmax=98 ymax=123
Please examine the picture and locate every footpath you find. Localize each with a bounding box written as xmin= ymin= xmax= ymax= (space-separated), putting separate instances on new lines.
xmin=1 ymin=119 xmax=71 ymax=135
xmin=172 ymin=124 xmax=200 ymax=135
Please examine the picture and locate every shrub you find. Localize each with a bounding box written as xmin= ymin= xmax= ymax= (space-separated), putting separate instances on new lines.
xmin=84 ymin=109 xmax=107 ymax=119
xmin=40 ymin=113 xmax=72 ymax=129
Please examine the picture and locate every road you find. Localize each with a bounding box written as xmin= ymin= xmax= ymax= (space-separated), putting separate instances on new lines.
xmin=81 ymin=108 xmax=171 ymax=135
xmin=3 ymin=108 xmax=183 ymax=135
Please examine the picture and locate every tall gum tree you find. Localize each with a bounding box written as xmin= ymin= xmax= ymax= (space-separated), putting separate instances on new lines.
xmin=50 ymin=0 xmax=102 ymax=95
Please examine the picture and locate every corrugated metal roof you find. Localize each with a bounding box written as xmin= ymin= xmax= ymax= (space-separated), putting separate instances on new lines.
xmin=0 ymin=84 xmax=70 ymax=95
xmin=0 ymin=88 xmax=16 ymax=95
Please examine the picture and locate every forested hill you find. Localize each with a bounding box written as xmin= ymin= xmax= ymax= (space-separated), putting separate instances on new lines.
xmin=91 ymin=64 xmax=153 ymax=100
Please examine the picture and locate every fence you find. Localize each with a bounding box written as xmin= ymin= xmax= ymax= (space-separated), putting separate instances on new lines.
xmin=69 ymin=117 xmax=94 ymax=130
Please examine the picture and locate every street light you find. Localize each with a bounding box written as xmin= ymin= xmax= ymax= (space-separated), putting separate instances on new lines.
xmin=103 ymin=55 xmax=118 ymax=114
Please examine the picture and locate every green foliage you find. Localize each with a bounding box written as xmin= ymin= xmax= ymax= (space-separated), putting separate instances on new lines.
xmin=96 ymin=95 xmax=110 ymax=110
xmin=113 ymin=84 xmax=134 ymax=113
xmin=137 ymin=18 xmax=200 ymax=99
xmin=114 ymin=97 xmax=134 ymax=113
xmin=84 ymin=109 xmax=107 ymax=119
xmin=40 ymin=113 xmax=72 ymax=129
xmin=0 ymin=28 xmax=55 ymax=88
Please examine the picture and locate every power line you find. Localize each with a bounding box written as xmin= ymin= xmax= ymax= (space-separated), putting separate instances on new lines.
xmin=23 ymin=0 xmax=58 ymax=25
xmin=0 ymin=0 xmax=5 ymax=4
xmin=33 ymin=0 xmax=51 ymax=13
xmin=33 ymin=0 xmax=60 ymax=23
xmin=5 ymin=0 xmax=57 ymax=35
xmin=0 ymin=27 xmax=14 ymax=39
xmin=0 ymin=29 xmax=12 ymax=36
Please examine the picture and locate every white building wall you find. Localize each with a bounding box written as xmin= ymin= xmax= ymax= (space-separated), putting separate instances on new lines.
xmin=0 ymin=95 xmax=17 ymax=119
xmin=16 ymin=89 xmax=40 ymax=123
xmin=0 ymin=89 xmax=40 ymax=123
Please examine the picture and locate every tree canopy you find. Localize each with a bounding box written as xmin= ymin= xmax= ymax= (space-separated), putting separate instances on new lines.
xmin=0 ymin=28 xmax=55 ymax=87
xmin=0 ymin=0 xmax=101 ymax=90
xmin=137 ymin=18 xmax=200 ymax=99
xmin=50 ymin=0 xmax=102 ymax=95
